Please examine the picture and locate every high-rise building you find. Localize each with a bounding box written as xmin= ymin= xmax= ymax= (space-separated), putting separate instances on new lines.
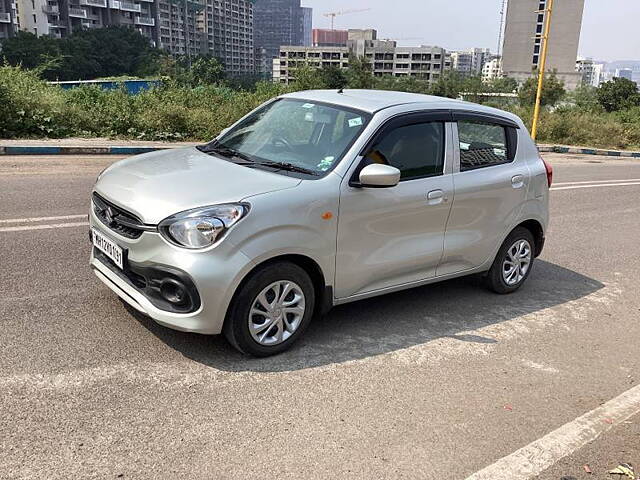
xmin=0 ymin=0 xmax=18 ymax=39
xmin=301 ymin=5 xmax=311 ymax=46
xmin=206 ymin=0 xmax=254 ymax=76
xmin=14 ymin=0 xmax=255 ymax=75
xmin=158 ymin=0 xmax=205 ymax=57
xmin=253 ymin=0 xmax=309 ymax=64
xmin=312 ymin=28 xmax=348 ymax=47
xmin=501 ymin=0 xmax=585 ymax=90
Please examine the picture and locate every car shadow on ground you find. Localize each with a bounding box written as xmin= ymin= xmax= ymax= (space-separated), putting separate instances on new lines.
xmin=129 ymin=260 xmax=604 ymax=373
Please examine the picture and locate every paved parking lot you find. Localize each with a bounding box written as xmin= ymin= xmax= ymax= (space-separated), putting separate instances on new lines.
xmin=1 ymin=152 xmax=640 ymax=479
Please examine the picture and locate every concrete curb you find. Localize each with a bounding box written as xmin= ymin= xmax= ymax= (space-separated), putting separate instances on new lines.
xmin=537 ymin=145 xmax=640 ymax=158
xmin=0 ymin=145 xmax=173 ymax=155
xmin=1 ymin=143 xmax=639 ymax=158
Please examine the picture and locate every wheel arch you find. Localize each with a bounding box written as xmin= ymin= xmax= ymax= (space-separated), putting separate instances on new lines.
xmin=515 ymin=219 xmax=545 ymax=257
xmin=224 ymin=254 xmax=332 ymax=328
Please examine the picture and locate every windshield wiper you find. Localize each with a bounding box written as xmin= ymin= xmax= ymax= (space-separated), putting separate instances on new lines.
xmin=196 ymin=142 xmax=253 ymax=163
xmin=197 ymin=143 xmax=318 ymax=176
xmin=254 ymin=161 xmax=319 ymax=176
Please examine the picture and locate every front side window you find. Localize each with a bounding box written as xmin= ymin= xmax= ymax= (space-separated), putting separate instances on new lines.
xmin=458 ymin=121 xmax=509 ymax=171
xmin=363 ymin=122 xmax=445 ymax=180
xmin=212 ymin=99 xmax=371 ymax=176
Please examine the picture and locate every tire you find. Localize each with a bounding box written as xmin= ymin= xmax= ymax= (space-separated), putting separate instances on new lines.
xmin=486 ymin=227 xmax=536 ymax=294
xmin=224 ymin=262 xmax=315 ymax=357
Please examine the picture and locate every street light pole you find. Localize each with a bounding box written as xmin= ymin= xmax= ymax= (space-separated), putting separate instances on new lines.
xmin=531 ymin=0 xmax=554 ymax=141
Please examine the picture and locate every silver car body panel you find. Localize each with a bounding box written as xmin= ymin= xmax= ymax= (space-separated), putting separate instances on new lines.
xmin=90 ymin=90 xmax=549 ymax=334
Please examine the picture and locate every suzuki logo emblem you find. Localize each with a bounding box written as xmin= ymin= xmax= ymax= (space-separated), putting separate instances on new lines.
xmin=104 ymin=207 xmax=115 ymax=225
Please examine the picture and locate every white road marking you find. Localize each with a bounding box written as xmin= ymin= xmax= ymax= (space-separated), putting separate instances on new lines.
xmin=0 ymin=214 xmax=86 ymax=224
xmin=551 ymin=181 xmax=640 ymax=191
xmin=0 ymin=222 xmax=89 ymax=232
xmin=466 ymin=383 xmax=640 ymax=480
xmin=553 ymin=178 xmax=640 ymax=186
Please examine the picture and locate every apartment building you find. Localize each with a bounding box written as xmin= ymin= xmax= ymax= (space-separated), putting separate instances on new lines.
xmin=576 ymin=58 xmax=604 ymax=87
xmin=482 ymin=57 xmax=503 ymax=82
xmin=275 ymin=45 xmax=348 ymax=82
xmin=501 ymin=0 xmax=585 ymax=90
xmin=202 ymin=0 xmax=254 ymax=75
xmin=0 ymin=0 xmax=18 ymax=39
xmin=157 ymin=0 xmax=205 ymax=57
xmin=450 ymin=48 xmax=492 ymax=76
xmin=276 ymin=29 xmax=448 ymax=85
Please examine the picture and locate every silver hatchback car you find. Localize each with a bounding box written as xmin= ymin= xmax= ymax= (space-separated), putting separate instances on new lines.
xmin=90 ymin=90 xmax=552 ymax=356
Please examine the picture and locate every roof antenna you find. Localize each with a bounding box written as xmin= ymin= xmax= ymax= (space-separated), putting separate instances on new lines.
xmin=337 ymin=87 xmax=344 ymax=94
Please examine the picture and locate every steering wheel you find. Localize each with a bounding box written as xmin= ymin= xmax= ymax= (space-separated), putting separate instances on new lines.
xmin=272 ymin=136 xmax=295 ymax=152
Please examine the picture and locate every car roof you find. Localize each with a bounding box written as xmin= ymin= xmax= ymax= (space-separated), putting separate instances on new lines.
xmin=280 ymin=89 xmax=520 ymax=123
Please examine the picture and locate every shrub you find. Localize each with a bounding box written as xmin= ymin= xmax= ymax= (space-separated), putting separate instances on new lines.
xmin=0 ymin=65 xmax=71 ymax=137
xmin=0 ymin=65 xmax=639 ymax=150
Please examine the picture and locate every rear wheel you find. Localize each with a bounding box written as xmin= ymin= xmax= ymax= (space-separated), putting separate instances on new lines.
xmin=224 ymin=262 xmax=315 ymax=357
xmin=486 ymin=227 xmax=535 ymax=294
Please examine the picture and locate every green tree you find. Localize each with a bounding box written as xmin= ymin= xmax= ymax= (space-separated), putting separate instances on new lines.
xmin=185 ymin=56 xmax=225 ymax=86
xmin=346 ymin=55 xmax=374 ymax=89
xmin=596 ymin=77 xmax=640 ymax=112
xmin=518 ymin=72 xmax=566 ymax=107
xmin=489 ymin=76 xmax=518 ymax=93
xmin=320 ymin=65 xmax=348 ymax=89
xmin=568 ymin=85 xmax=601 ymax=112
xmin=428 ymin=72 xmax=466 ymax=98
xmin=290 ymin=63 xmax=328 ymax=90
xmin=0 ymin=31 xmax=61 ymax=71
xmin=1 ymin=26 xmax=162 ymax=80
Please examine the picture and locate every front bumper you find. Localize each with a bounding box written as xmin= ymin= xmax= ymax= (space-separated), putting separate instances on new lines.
xmin=90 ymin=208 xmax=253 ymax=335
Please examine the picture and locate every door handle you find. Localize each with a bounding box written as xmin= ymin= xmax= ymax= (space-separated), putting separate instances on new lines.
xmin=511 ymin=174 xmax=525 ymax=189
xmin=427 ymin=189 xmax=445 ymax=205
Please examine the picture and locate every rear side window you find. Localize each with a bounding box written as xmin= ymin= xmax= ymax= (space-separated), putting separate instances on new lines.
xmin=458 ymin=121 xmax=511 ymax=171
xmin=363 ymin=122 xmax=445 ymax=180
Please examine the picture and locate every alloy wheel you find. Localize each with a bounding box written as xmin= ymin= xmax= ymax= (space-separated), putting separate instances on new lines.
xmin=248 ymin=280 xmax=306 ymax=346
xmin=502 ymin=239 xmax=532 ymax=286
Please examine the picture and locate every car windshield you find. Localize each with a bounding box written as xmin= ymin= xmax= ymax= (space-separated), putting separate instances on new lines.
xmin=206 ymin=98 xmax=371 ymax=176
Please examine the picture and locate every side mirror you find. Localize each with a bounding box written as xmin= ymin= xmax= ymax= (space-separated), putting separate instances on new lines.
xmin=358 ymin=163 xmax=401 ymax=188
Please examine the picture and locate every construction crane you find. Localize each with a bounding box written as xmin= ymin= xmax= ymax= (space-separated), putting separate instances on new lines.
xmin=381 ymin=37 xmax=424 ymax=43
xmin=323 ymin=8 xmax=372 ymax=30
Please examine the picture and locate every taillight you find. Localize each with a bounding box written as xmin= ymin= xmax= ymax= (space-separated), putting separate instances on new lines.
xmin=542 ymin=157 xmax=553 ymax=187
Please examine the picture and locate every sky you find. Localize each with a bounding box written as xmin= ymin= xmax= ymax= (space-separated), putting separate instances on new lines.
xmin=302 ymin=0 xmax=639 ymax=62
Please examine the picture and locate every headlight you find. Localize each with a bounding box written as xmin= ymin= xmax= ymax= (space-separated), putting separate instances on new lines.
xmin=158 ymin=203 xmax=249 ymax=249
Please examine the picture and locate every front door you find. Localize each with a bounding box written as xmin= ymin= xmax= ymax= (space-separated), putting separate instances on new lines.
xmin=334 ymin=114 xmax=455 ymax=299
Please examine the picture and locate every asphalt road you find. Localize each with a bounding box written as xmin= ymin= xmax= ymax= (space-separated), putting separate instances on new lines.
xmin=1 ymin=153 xmax=640 ymax=479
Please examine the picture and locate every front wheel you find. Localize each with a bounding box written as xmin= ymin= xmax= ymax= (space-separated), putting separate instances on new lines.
xmin=486 ymin=227 xmax=535 ymax=294
xmin=224 ymin=262 xmax=315 ymax=357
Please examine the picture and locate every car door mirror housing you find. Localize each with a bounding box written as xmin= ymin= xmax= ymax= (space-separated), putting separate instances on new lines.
xmin=358 ymin=163 xmax=401 ymax=188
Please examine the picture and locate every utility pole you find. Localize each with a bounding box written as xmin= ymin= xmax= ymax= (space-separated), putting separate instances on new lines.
xmin=497 ymin=0 xmax=507 ymax=57
xmin=531 ymin=0 xmax=554 ymax=141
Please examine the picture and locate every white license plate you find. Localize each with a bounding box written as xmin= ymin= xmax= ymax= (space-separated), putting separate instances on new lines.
xmin=92 ymin=227 xmax=124 ymax=270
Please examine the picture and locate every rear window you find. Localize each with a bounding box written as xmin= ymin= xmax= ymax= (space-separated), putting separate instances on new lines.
xmin=458 ymin=121 xmax=512 ymax=171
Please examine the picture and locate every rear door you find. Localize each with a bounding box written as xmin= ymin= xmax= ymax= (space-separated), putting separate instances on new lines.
xmin=438 ymin=112 xmax=528 ymax=276
xmin=335 ymin=112 xmax=455 ymax=299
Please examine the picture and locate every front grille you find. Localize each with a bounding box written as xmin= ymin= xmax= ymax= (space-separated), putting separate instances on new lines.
xmin=92 ymin=192 xmax=148 ymax=239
